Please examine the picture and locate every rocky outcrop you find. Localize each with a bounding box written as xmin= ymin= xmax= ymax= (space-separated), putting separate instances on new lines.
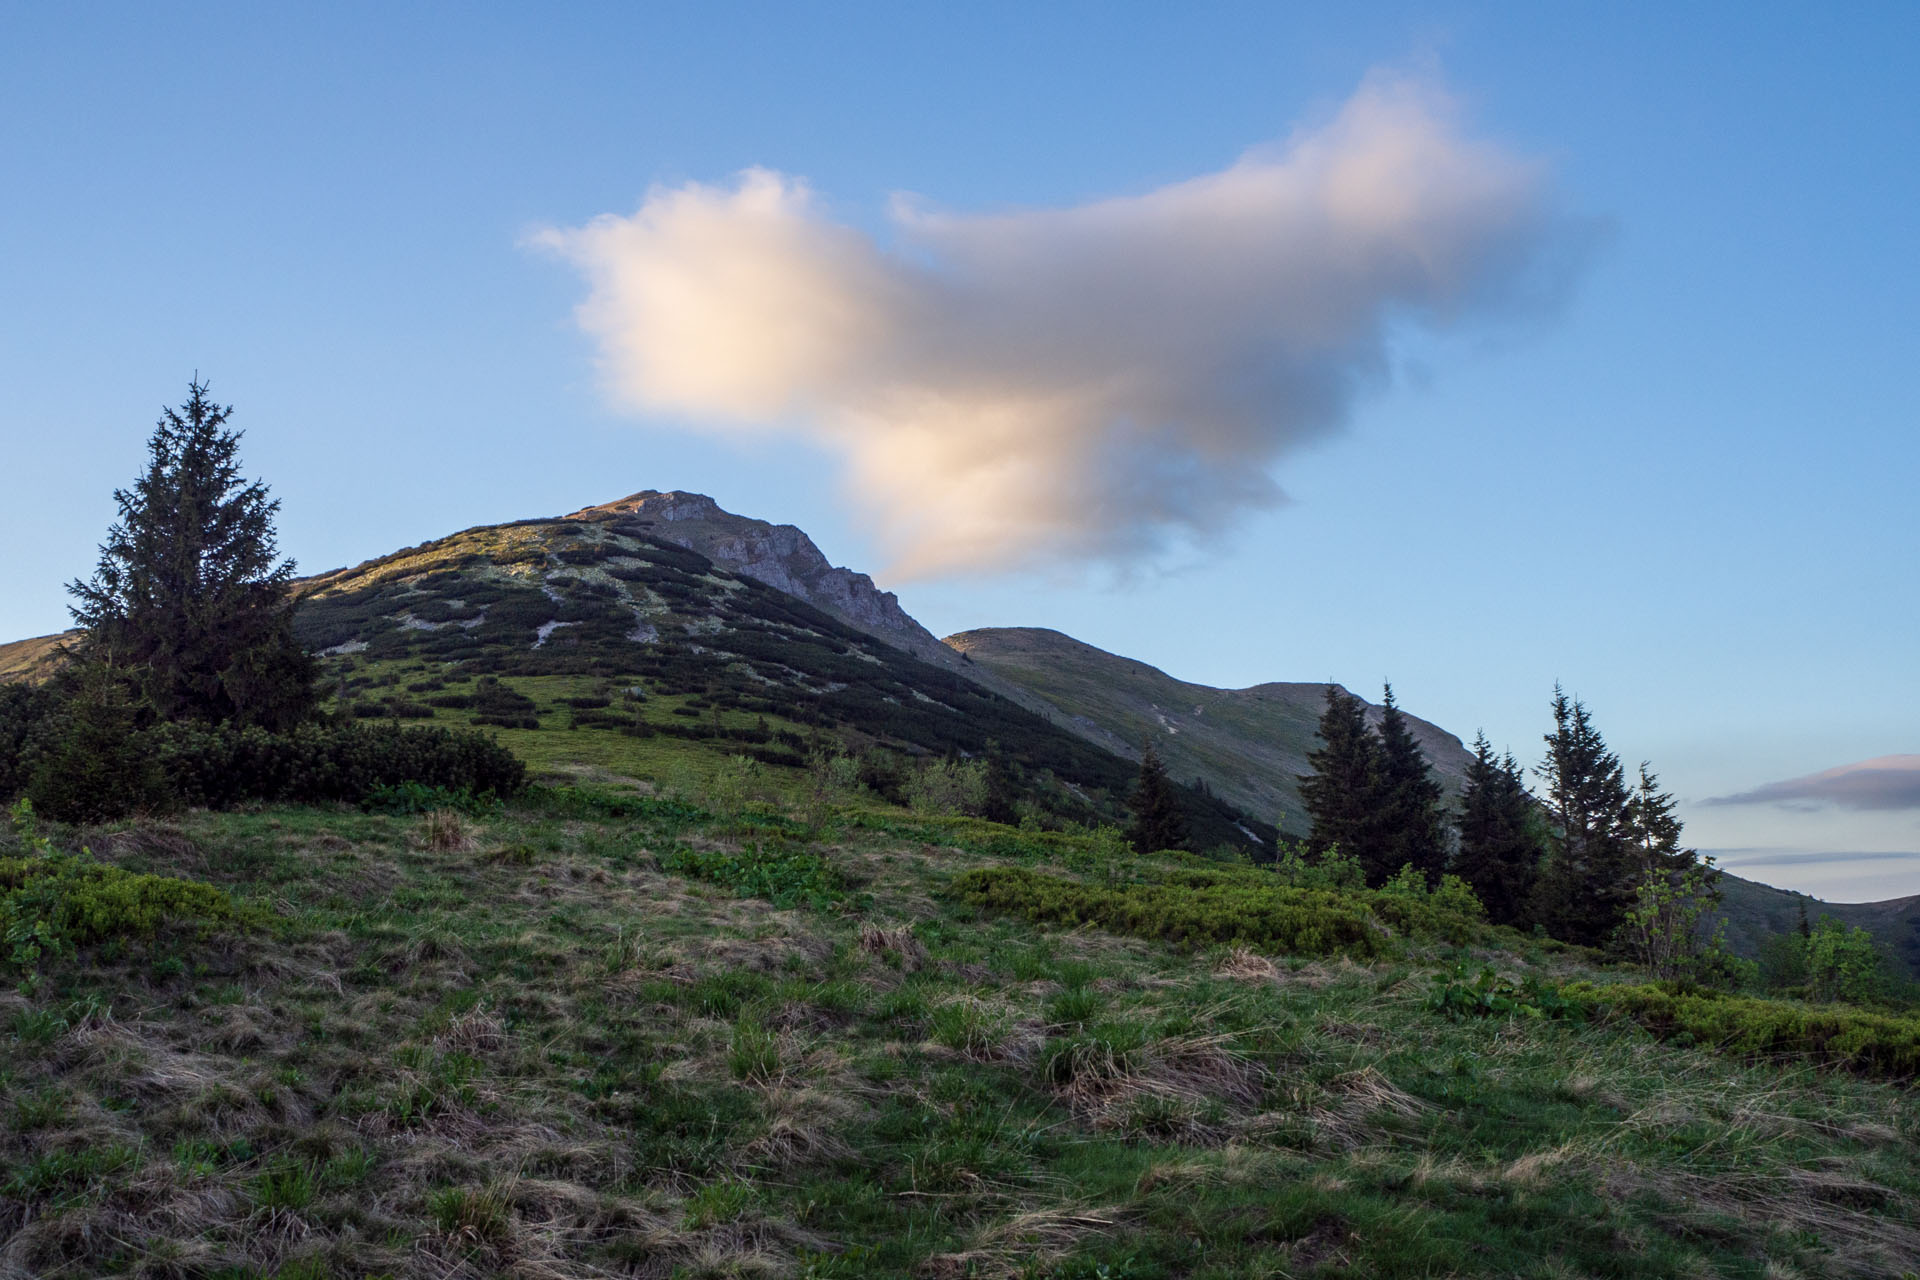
xmin=570 ymin=491 xmax=955 ymax=662
xmin=568 ymin=491 xmax=1069 ymax=722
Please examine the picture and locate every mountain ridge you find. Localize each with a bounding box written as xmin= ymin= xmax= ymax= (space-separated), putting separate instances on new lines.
xmin=946 ymin=625 xmax=1477 ymax=828
xmin=6 ymin=489 xmax=1916 ymax=970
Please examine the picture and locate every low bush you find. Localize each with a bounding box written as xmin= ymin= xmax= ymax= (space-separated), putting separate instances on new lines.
xmin=952 ymin=862 xmax=1488 ymax=959
xmin=350 ymin=698 xmax=435 ymax=719
xmin=363 ymin=781 xmax=503 ymax=817
xmin=520 ymin=784 xmax=708 ymax=825
xmin=473 ymin=712 xmax=541 ymax=730
xmin=1564 ymin=980 xmax=1920 ymax=1078
xmin=148 ymin=720 xmax=526 ymax=809
xmin=1 ymin=802 xmax=238 ymax=979
xmin=951 ymin=866 xmax=1388 ymax=957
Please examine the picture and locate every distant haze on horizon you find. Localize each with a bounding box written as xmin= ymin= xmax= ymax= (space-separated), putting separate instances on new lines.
xmin=2 ymin=3 xmax=1914 ymax=901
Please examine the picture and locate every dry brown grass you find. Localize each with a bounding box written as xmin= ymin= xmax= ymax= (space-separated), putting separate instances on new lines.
xmin=1598 ymin=1161 xmax=1920 ymax=1277
xmin=97 ymin=823 xmax=204 ymax=872
xmin=859 ymin=920 xmax=928 ymax=972
xmin=1213 ymin=946 xmax=1279 ymax=982
xmin=435 ymin=1006 xmax=508 ymax=1055
xmin=1297 ymin=1066 xmax=1431 ymax=1151
xmin=918 ymin=1205 xmax=1122 ymax=1279
xmin=420 ymin=810 xmax=478 ymax=853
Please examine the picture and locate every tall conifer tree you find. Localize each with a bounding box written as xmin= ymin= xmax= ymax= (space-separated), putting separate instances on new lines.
xmin=1126 ymin=743 xmax=1186 ymax=853
xmin=68 ymin=379 xmax=314 ymax=729
xmin=1624 ymin=763 xmax=1695 ymax=877
xmin=1368 ymin=684 xmax=1448 ymax=885
xmin=1531 ymin=687 xmax=1636 ymax=945
xmin=1454 ymin=732 xmax=1543 ymax=926
xmin=1299 ymin=685 xmax=1379 ymax=866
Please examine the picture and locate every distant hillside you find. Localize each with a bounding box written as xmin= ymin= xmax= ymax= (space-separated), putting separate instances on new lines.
xmin=1716 ymin=870 xmax=1920 ymax=978
xmin=0 ymin=632 xmax=74 ymax=684
xmin=286 ymin=495 xmax=1264 ymax=851
xmin=946 ymin=626 xmax=1476 ymax=831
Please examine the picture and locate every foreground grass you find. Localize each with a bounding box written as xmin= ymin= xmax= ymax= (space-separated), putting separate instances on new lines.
xmin=2 ymin=796 xmax=1917 ymax=1279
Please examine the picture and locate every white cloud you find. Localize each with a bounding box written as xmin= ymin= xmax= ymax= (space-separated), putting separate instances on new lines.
xmin=540 ymin=72 xmax=1584 ymax=577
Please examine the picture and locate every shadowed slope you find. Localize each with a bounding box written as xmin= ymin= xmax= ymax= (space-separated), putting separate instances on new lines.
xmin=947 ymin=626 xmax=1475 ymax=830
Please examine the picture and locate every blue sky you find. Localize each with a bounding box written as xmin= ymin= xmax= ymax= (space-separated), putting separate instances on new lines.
xmin=3 ymin=3 xmax=1915 ymax=898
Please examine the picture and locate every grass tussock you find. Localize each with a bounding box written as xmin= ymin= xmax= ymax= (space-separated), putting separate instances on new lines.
xmin=418 ymin=808 xmax=478 ymax=852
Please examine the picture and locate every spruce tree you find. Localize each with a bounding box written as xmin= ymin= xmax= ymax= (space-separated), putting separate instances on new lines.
xmin=1531 ymin=687 xmax=1636 ymax=945
xmin=1624 ymin=763 xmax=1695 ymax=877
xmin=1367 ymin=683 xmax=1448 ymax=885
xmin=68 ymin=379 xmax=314 ymax=730
xmin=1453 ymin=732 xmax=1543 ymax=926
xmin=1299 ymin=684 xmax=1378 ymax=866
xmin=980 ymin=747 xmax=1018 ymax=826
xmin=1126 ymin=743 xmax=1186 ymax=853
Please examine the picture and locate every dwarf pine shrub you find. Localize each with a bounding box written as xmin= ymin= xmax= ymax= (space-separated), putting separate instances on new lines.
xmin=1 ymin=802 xmax=237 ymax=979
xmin=953 ymin=860 xmax=1488 ymax=958
xmin=1564 ymin=980 xmax=1920 ymax=1078
xmin=951 ymin=866 xmax=1389 ymax=957
xmin=147 ymin=720 xmax=525 ymax=808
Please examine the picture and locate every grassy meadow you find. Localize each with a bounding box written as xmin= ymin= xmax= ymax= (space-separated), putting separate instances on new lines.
xmin=3 ymin=773 xmax=1918 ymax=1280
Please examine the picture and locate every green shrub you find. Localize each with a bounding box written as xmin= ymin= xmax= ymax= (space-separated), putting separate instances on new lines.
xmin=520 ymin=783 xmax=707 ymax=825
xmin=951 ymin=863 xmax=1484 ymax=958
xmin=148 ymin=719 xmax=525 ymax=808
xmin=24 ymin=678 xmax=171 ymax=823
xmin=1269 ymin=838 xmax=1366 ymax=892
xmin=905 ymin=758 xmax=988 ymax=817
xmin=363 ymin=781 xmax=503 ymax=817
xmin=1564 ymin=980 xmax=1920 ymax=1078
xmin=1805 ymin=917 xmax=1894 ymax=1003
xmin=0 ymin=811 xmax=237 ymax=979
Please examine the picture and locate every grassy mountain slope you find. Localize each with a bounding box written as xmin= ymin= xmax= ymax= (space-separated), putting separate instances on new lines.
xmin=3 ymin=793 xmax=1917 ymax=1278
xmin=288 ymin=507 xmax=1263 ymax=852
xmin=1716 ymin=870 xmax=1920 ymax=977
xmin=946 ymin=627 xmax=1476 ymax=830
xmin=0 ymin=632 xmax=74 ymax=684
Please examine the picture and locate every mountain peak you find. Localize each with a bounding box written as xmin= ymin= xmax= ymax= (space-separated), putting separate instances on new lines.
xmin=570 ymin=489 xmax=965 ymax=670
xmin=569 ymin=490 xmax=726 ymax=524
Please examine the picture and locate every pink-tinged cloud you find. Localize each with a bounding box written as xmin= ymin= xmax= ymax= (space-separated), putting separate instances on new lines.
xmin=1707 ymin=755 xmax=1920 ymax=811
xmin=539 ymin=72 xmax=1590 ymax=577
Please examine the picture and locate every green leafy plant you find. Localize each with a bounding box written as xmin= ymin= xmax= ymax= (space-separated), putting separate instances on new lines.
xmin=363 ymin=780 xmax=503 ymax=817
xmin=1426 ymin=967 xmax=1582 ymax=1022
xmin=1618 ymin=857 xmax=1743 ymax=985
xmin=660 ymin=840 xmax=849 ymax=909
